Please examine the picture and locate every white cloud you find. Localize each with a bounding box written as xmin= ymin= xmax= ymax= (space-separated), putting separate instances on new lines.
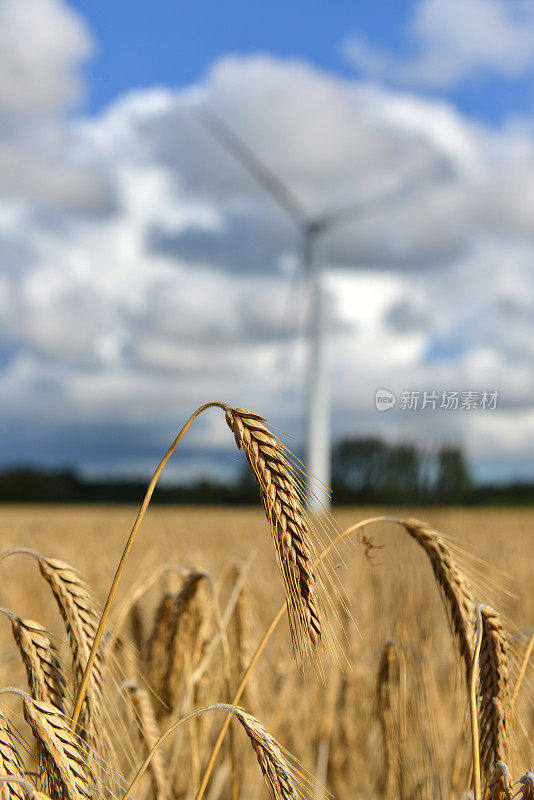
xmin=0 ymin=30 xmax=533 ymax=478
xmin=0 ymin=0 xmax=111 ymax=213
xmin=344 ymin=0 xmax=534 ymax=88
xmin=0 ymin=0 xmax=92 ymax=117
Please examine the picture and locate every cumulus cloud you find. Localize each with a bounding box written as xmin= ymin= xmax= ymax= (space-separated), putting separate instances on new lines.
xmin=344 ymin=0 xmax=534 ymax=88
xmin=0 ymin=8 xmax=533 ymax=480
xmin=0 ymin=0 xmax=113 ymax=213
xmin=0 ymin=0 xmax=92 ymax=117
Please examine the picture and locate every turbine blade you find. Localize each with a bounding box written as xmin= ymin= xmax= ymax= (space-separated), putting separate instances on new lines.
xmin=191 ymin=103 xmax=308 ymax=226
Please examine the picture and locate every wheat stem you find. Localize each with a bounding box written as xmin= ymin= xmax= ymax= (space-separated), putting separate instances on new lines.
xmin=469 ymin=605 xmax=483 ymax=800
xmin=70 ymin=401 xmax=224 ymax=730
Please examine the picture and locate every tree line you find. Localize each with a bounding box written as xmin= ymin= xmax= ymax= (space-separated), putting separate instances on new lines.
xmin=0 ymin=437 xmax=531 ymax=504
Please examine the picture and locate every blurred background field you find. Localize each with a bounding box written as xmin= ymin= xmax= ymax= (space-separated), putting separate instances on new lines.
xmin=0 ymin=504 xmax=531 ymax=799
xmin=1 ymin=505 xmax=532 ymax=624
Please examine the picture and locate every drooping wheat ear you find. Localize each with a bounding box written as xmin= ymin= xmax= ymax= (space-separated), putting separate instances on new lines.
xmin=22 ymin=697 xmax=94 ymax=800
xmin=123 ymin=683 xmax=168 ymax=800
xmin=122 ymin=703 xmax=308 ymax=800
xmin=37 ymin=558 xmax=103 ymax=750
xmin=224 ymin=406 xmax=322 ymax=663
xmin=145 ymin=592 xmax=176 ymax=707
xmin=163 ymin=572 xmax=207 ymax=712
xmin=376 ymin=638 xmax=405 ymax=800
xmin=487 ymin=761 xmax=512 ymax=800
xmin=518 ymin=773 xmax=534 ymax=800
xmin=10 ymin=617 xmax=66 ymax=713
xmin=0 ymin=711 xmax=29 ymax=800
xmin=401 ymin=519 xmax=476 ymax=674
xmin=478 ymin=607 xmax=509 ymax=779
xmin=231 ymin=708 xmax=302 ymax=800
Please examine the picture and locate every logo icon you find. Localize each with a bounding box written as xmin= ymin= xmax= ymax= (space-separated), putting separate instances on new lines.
xmin=375 ymin=388 xmax=396 ymax=411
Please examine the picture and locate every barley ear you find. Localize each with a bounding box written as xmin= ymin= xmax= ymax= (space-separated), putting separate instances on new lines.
xmin=22 ymin=697 xmax=94 ymax=800
xmin=478 ymin=607 xmax=509 ymax=780
xmin=163 ymin=571 xmax=206 ymax=712
xmin=401 ymin=519 xmax=476 ymax=675
xmin=37 ymin=558 xmax=104 ymax=751
xmin=232 ymin=708 xmax=303 ymax=800
xmin=0 ymin=712 xmax=28 ymax=800
xmin=145 ymin=592 xmax=175 ymax=711
xmin=376 ymin=638 xmax=405 ymax=800
xmin=225 ymin=406 xmax=323 ymax=664
xmin=10 ymin=618 xmax=66 ymax=712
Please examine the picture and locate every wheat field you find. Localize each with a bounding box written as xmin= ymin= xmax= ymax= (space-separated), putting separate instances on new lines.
xmin=0 ymin=408 xmax=531 ymax=800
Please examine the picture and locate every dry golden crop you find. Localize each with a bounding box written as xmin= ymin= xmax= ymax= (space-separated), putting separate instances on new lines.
xmin=0 ymin=404 xmax=531 ymax=800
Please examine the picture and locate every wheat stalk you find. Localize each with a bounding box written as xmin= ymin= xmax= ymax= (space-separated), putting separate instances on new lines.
xmin=478 ymin=607 xmax=509 ymax=779
xmin=224 ymin=407 xmax=323 ymax=663
xmin=69 ymin=401 xmax=326 ymax=729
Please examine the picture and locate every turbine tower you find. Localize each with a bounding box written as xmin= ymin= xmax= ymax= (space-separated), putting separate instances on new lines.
xmin=191 ymin=104 xmax=442 ymax=512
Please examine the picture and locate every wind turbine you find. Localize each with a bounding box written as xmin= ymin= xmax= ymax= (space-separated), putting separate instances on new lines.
xmin=190 ymin=103 xmax=444 ymax=512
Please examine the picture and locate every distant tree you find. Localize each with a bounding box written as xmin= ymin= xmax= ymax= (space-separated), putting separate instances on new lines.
xmin=383 ymin=444 xmax=422 ymax=501
xmin=332 ymin=437 xmax=388 ymax=499
xmin=332 ymin=436 xmax=473 ymax=504
xmin=434 ymin=445 xmax=472 ymax=502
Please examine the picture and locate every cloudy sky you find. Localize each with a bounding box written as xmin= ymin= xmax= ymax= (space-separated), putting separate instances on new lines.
xmin=1 ymin=0 xmax=534 ymax=484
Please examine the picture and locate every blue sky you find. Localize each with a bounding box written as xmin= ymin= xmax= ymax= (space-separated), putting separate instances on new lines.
xmin=1 ymin=0 xmax=534 ymax=485
xmin=71 ymin=0 xmax=533 ymax=123
xmin=71 ymin=0 xmax=409 ymax=108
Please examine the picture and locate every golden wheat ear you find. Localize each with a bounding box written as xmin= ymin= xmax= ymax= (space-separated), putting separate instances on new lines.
xmin=22 ymin=697 xmax=95 ymax=800
xmin=37 ymin=558 xmax=104 ymax=753
xmin=163 ymin=570 xmax=208 ymax=712
xmin=376 ymin=638 xmax=406 ymax=799
xmin=224 ymin=407 xmax=323 ymax=665
xmin=9 ymin=617 xmax=67 ymax=713
xmin=231 ymin=707 xmax=306 ymax=800
xmin=0 ymin=689 xmax=95 ymax=800
xmin=401 ymin=519 xmax=476 ymax=675
xmin=0 ymin=711 xmax=29 ymax=800
xmin=478 ymin=608 xmax=510 ymax=781
xmin=122 ymin=703 xmax=315 ymax=800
